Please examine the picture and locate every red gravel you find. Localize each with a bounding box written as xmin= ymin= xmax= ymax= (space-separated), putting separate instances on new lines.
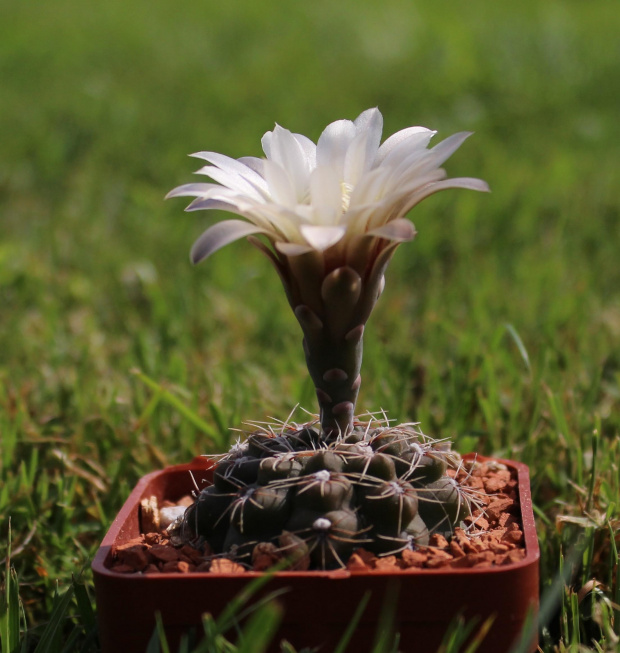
xmin=107 ymin=461 xmax=525 ymax=575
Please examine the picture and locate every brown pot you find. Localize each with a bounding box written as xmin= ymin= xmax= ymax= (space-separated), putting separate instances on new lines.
xmin=92 ymin=455 xmax=539 ymax=652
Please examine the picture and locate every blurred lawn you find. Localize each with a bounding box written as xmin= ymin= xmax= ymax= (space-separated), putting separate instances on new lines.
xmin=1 ymin=0 xmax=619 ymax=649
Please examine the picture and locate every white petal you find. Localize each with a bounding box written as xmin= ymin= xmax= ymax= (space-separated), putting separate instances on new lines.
xmin=293 ymin=133 xmax=317 ymax=169
xmin=419 ymin=177 xmax=490 ymax=196
xmin=269 ymin=125 xmax=311 ymax=201
xmin=383 ymin=165 xmax=446 ymax=198
xmin=377 ymin=126 xmax=435 ymax=163
xmin=310 ymin=165 xmax=342 ymax=225
xmin=166 ymin=182 xmax=227 ymax=199
xmin=344 ymin=109 xmax=386 ymax=184
xmin=300 ymin=224 xmax=346 ymax=251
xmin=191 ymin=220 xmax=267 ymax=264
xmin=341 ymin=203 xmax=379 ymax=238
xmin=360 ymin=172 xmax=445 ymax=231
xmin=428 ymin=132 xmax=473 ymax=167
xmin=275 ymin=241 xmax=314 ymax=256
xmin=446 ymin=177 xmax=489 ymax=192
xmin=291 ymin=204 xmax=314 ymax=223
xmin=185 ymin=197 xmax=242 ymax=212
xmin=183 ymin=187 xmax=256 ymax=213
xmin=367 ymin=218 xmax=416 ymax=242
xmin=245 ymin=199 xmax=320 ymax=242
xmin=354 ymin=108 xmax=383 ymax=159
xmin=194 ymin=165 xmax=264 ymax=199
xmin=354 ymin=108 xmax=382 ymax=134
xmin=261 ymin=130 xmax=273 ymax=158
xmin=344 ymin=131 xmax=371 ymax=186
xmin=191 ymin=152 xmax=268 ymax=191
xmin=185 ymin=195 xmax=277 ymax=234
xmin=348 ymin=166 xmax=392 ymax=206
xmin=238 ymin=156 xmax=265 ymax=176
xmin=383 ymin=152 xmax=445 ymax=194
xmin=316 ymin=119 xmax=356 ymax=168
xmin=262 ymin=159 xmax=297 ymax=206
xmin=379 ymin=132 xmax=437 ymax=169
xmin=400 ymin=177 xmax=490 ymax=214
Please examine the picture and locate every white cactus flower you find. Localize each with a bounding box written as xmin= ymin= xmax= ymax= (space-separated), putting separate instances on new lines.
xmin=167 ymin=108 xmax=489 ymax=265
xmin=169 ymin=108 xmax=489 ymax=436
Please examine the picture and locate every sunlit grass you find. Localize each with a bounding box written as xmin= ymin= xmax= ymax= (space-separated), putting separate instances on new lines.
xmin=1 ymin=0 xmax=619 ymax=650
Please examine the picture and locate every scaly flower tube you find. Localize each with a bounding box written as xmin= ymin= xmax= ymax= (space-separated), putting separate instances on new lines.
xmin=168 ymin=108 xmax=489 ymax=437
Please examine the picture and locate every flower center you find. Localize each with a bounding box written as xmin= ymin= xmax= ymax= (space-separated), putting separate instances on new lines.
xmin=340 ymin=182 xmax=353 ymax=213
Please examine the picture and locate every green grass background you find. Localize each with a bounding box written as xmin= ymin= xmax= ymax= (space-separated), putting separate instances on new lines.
xmin=1 ymin=0 xmax=619 ymax=650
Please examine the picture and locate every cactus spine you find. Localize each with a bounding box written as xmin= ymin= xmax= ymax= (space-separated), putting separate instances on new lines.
xmin=182 ymin=415 xmax=482 ymax=570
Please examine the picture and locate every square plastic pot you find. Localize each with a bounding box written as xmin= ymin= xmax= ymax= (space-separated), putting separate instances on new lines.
xmin=92 ymin=455 xmax=539 ymax=652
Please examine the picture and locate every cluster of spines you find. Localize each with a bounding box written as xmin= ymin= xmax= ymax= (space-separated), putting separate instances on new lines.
xmin=182 ymin=417 xmax=483 ymax=570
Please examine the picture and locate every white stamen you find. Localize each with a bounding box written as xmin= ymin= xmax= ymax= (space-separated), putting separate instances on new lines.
xmin=340 ymin=181 xmax=353 ymax=212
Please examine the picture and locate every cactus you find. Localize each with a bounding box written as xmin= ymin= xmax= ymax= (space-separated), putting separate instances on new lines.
xmin=169 ymin=108 xmax=489 ymax=570
xmin=168 ymin=108 xmax=488 ymax=439
xmin=181 ymin=415 xmax=483 ymax=570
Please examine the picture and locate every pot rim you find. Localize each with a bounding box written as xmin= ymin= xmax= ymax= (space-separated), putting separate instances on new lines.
xmin=92 ymin=453 xmax=539 ymax=580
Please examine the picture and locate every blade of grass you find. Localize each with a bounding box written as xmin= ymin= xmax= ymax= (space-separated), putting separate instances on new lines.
xmin=71 ymin=577 xmax=96 ymax=634
xmin=1 ymin=519 xmax=21 ymax=653
xmin=232 ymin=588 xmax=291 ymax=626
xmin=436 ymin=614 xmax=478 ymax=653
xmin=59 ymin=627 xmax=83 ymax=653
xmin=570 ymin=589 xmax=580 ymax=645
xmin=195 ymin=614 xmax=236 ymax=653
xmin=545 ymin=386 xmax=581 ymax=486
xmin=134 ymin=387 xmax=165 ymax=431
xmin=581 ymin=526 xmax=596 ymax=588
xmin=608 ymin=516 xmax=619 ymax=637
xmin=156 ymin=612 xmax=171 ymax=653
xmin=214 ymin=559 xmax=291 ymax=634
xmin=586 ymin=423 xmax=600 ymax=513
xmin=0 ymin=568 xmax=21 ymax=653
xmin=145 ymin=612 xmax=170 ymax=653
xmin=506 ymin=607 xmax=537 ymax=653
xmin=333 ymin=590 xmax=371 ymax=653
xmin=504 ymin=323 xmax=531 ymax=374
xmin=462 ymin=615 xmax=495 ymax=653
xmin=209 ymin=402 xmax=232 ymax=443
xmin=371 ymin=580 xmax=399 ymax=653
xmin=132 ymin=369 xmax=224 ymax=449
xmin=32 ymin=583 xmax=75 ymax=653
xmin=235 ymin=601 xmax=282 ymax=653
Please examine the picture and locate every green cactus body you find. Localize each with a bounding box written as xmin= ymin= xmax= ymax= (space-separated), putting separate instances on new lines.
xmin=213 ymin=457 xmax=260 ymax=491
xmin=185 ymin=485 xmax=232 ymax=536
xmin=370 ymin=432 xmax=409 ymax=458
xmin=257 ymin=456 xmax=303 ymax=484
xmin=365 ymin=529 xmax=410 ymax=556
xmin=231 ymin=484 xmax=292 ymax=536
xmin=417 ymin=476 xmax=471 ymax=537
xmin=295 ymin=471 xmax=354 ymax=512
xmin=403 ymin=513 xmax=431 ymax=547
xmin=354 ymin=451 xmax=397 ymax=481
xmin=182 ymin=418 xmax=482 ymax=570
xmin=400 ymin=449 xmax=448 ymax=485
xmin=305 ymin=510 xmax=361 ymax=570
xmin=302 ymin=450 xmax=344 ymax=475
xmin=359 ymin=480 xmax=419 ymax=534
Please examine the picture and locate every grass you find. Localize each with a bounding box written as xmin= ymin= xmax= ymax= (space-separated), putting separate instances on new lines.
xmin=1 ymin=0 xmax=619 ymax=650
